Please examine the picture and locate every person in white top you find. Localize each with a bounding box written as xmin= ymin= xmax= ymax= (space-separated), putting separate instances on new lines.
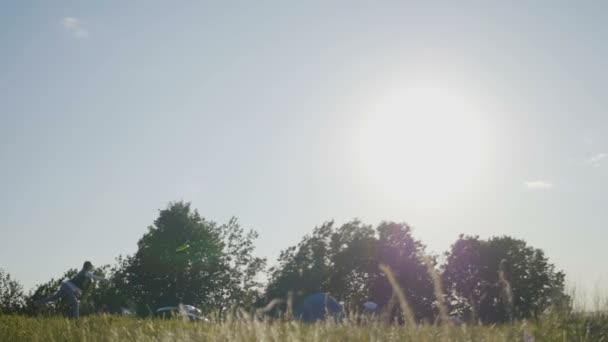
xmin=35 ymin=261 xmax=105 ymax=318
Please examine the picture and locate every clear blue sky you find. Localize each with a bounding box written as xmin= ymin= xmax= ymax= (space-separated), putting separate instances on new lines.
xmin=1 ymin=2 xmax=607 ymax=304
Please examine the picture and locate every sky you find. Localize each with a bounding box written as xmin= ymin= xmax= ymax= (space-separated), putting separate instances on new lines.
xmin=1 ymin=2 xmax=607 ymax=305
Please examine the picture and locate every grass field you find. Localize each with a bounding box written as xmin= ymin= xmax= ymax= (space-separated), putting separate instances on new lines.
xmin=1 ymin=312 xmax=608 ymax=342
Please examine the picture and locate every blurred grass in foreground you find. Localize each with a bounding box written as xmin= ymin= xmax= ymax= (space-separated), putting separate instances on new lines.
xmin=1 ymin=312 xmax=608 ymax=342
xmin=2 ymin=266 xmax=605 ymax=341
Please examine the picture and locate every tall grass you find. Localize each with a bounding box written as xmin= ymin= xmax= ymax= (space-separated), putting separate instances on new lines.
xmin=2 ymin=312 xmax=608 ymax=341
xmin=3 ymin=262 xmax=608 ymax=341
xmin=379 ymin=264 xmax=416 ymax=327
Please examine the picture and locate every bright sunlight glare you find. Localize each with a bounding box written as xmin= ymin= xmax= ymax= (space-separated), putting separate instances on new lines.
xmin=353 ymin=81 xmax=493 ymax=205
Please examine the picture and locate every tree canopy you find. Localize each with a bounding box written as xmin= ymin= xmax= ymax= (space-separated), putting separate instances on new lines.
xmin=442 ymin=235 xmax=568 ymax=323
xmin=0 ymin=269 xmax=24 ymax=314
xmin=1 ymin=201 xmax=568 ymax=324
xmin=265 ymin=221 xmax=437 ymax=321
xmin=123 ymin=202 xmax=266 ymax=315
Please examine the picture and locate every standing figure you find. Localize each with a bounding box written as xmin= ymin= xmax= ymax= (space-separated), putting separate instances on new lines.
xmin=36 ymin=261 xmax=105 ymax=318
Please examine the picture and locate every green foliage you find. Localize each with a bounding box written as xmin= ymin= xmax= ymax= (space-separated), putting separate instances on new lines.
xmin=0 ymin=269 xmax=24 ymax=314
xmin=327 ymin=220 xmax=378 ymax=306
xmin=265 ymin=221 xmax=436 ymax=321
xmin=12 ymin=200 xmax=568 ymax=327
xmin=124 ymin=202 xmax=266 ymax=315
xmin=371 ymin=222 xmax=435 ymax=321
xmin=266 ymin=221 xmax=377 ymax=307
xmin=217 ymin=217 xmax=267 ymax=308
xmin=442 ymin=235 xmax=569 ymax=323
xmin=85 ymin=262 xmax=134 ymax=314
xmin=266 ymin=221 xmax=334 ymax=302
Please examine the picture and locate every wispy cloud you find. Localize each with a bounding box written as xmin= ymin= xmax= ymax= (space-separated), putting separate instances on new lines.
xmin=524 ymin=180 xmax=554 ymax=189
xmin=62 ymin=17 xmax=89 ymax=39
xmin=587 ymin=152 xmax=607 ymax=167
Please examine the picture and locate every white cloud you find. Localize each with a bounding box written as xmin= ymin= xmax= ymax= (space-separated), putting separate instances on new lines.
xmin=62 ymin=17 xmax=89 ymax=39
xmin=584 ymin=137 xmax=593 ymax=145
xmin=524 ymin=180 xmax=554 ymax=189
xmin=587 ymin=152 xmax=607 ymax=167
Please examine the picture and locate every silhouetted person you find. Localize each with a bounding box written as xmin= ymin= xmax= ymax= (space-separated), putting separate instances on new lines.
xmin=36 ymin=261 xmax=104 ymax=318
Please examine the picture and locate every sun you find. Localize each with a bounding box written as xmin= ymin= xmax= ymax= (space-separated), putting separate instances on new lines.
xmin=352 ymin=81 xmax=492 ymax=205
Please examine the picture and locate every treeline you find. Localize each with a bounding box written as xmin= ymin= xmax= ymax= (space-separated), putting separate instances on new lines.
xmin=0 ymin=202 xmax=568 ymax=323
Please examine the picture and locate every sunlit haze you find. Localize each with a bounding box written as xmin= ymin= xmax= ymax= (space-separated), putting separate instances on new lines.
xmin=1 ymin=2 xmax=607 ymax=306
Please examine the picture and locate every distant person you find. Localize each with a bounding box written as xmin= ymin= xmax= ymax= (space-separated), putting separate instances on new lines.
xmin=35 ymin=261 xmax=105 ymax=318
xmin=294 ymin=293 xmax=343 ymax=323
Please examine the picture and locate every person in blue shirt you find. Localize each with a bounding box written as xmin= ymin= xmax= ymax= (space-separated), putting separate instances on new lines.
xmin=35 ymin=261 xmax=105 ymax=318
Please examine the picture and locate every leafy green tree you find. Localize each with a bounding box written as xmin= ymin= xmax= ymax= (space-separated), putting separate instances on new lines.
xmin=266 ymin=221 xmax=378 ymax=307
xmin=442 ymin=235 xmax=568 ymax=323
xmin=85 ymin=261 xmax=133 ymax=314
xmin=370 ymin=222 xmax=436 ymax=321
xmin=125 ymin=202 xmax=265 ymax=315
xmin=264 ymin=221 xmax=332 ymax=315
xmin=216 ymin=218 xmax=267 ymax=308
xmin=326 ymin=221 xmax=378 ymax=306
xmin=265 ymin=221 xmax=435 ymax=321
xmin=0 ymin=269 xmax=24 ymax=314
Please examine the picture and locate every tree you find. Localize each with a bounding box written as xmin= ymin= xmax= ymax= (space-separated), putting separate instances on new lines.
xmin=124 ymin=202 xmax=265 ymax=315
xmin=265 ymin=221 xmax=335 ymax=305
xmin=265 ymin=220 xmax=436 ymax=321
xmin=85 ymin=260 xmax=133 ymax=314
xmin=442 ymin=235 xmax=568 ymax=323
xmin=326 ymin=220 xmax=378 ymax=306
xmin=370 ymin=222 xmax=436 ymax=322
xmin=215 ymin=218 xmax=267 ymax=308
xmin=0 ymin=269 xmax=24 ymax=314
xmin=265 ymin=220 xmax=380 ymax=308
